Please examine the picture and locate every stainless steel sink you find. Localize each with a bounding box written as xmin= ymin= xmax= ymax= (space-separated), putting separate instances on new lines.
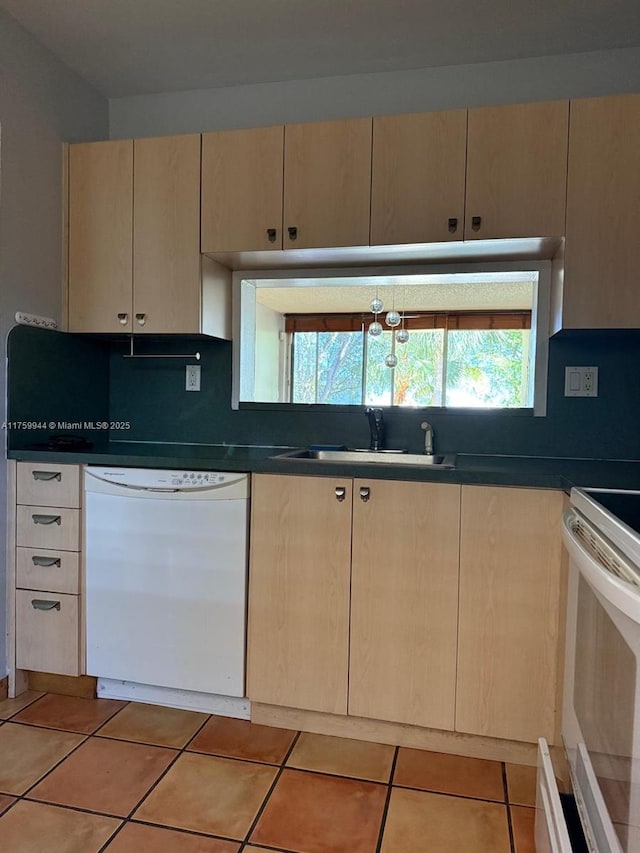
xmin=274 ymin=448 xmax=457 ymax=468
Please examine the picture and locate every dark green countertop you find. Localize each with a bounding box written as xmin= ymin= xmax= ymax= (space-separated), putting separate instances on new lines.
xmin=8 ymin=442 xmax=640 ymax=491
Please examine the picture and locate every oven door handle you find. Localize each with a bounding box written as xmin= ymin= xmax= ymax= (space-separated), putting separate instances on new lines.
xmin=562 ymin=508 xmax=640 ymax=625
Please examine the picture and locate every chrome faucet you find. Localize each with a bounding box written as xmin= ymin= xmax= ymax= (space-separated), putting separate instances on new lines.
xmin=420 ymin=421 xmax=435 ymax=455
xmin=366 ymin=407 xmax=384 ymax=451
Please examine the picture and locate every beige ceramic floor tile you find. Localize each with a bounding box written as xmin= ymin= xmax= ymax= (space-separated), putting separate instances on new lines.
xmin=511 ymin=805 xmax=536 ymax=853
xmin=105 ymin=821 xmax=240 ymax=851
xmin=394 ymin=747 xmax=505 ymax=801
xmin=98 ymin=701 xmax=208 ymax=748
xmin=28 ymin=736 xmax=177 ymax=817
xmin=0 ymin=723 xmax=85 ymax=795
xmin=506 ymin=763 xmax=537 ymax=806
xmin=381 ymin=788 xmax=511 ymax=853
xmin=134 ymin=752 xmax=277 ymax=839
xmin=0 ymin=692 xmax=44 ymax=720
xmin=14 ymin=694 xmax=126 ymax=734
xmin=287 ymin=732 xmax=395 ymax=782
xmin=0 ymin=800 xmax=120 ymax=853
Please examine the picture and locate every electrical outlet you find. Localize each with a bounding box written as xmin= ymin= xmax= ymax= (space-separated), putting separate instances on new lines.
xmin=564 ymin=366 xmax=598 ymax=397
xmin=185 ymin=364 xmax=201 ymax=391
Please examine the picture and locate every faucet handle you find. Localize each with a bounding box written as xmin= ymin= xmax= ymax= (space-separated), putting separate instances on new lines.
xmin=420 ymin=421 xmax=435 ymax=455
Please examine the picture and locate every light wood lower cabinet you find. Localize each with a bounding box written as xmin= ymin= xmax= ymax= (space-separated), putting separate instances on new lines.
xmin=456 ymin=486 xmax=565 ymax=743
xmin=248 ymin=475 xmax=565 ymax=745
xmin=349 ymin=479 xmax=460 ymax=730
xmin=14 ymin=462 xmax=83 ymax=678
xmin=247 ymin=474 xmax=352 ymax=714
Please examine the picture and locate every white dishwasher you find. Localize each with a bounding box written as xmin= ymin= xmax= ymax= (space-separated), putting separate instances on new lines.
xmin=85 ymin=466 xmax=250 ymax=716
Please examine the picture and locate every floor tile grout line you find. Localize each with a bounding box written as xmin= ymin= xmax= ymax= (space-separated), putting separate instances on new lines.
xmin=502 ymin=762 xmax=517 ymax=853
xmin=0 ymin=690 xmax=47 ymax=721
xmin=272 ymin=761 xmax=391 ymax=787
xmin=240 ymin=729 xmax=302 ymax=847
xmin=16 ymin=730 xmax=92 ymax=800
xmin=391 ymin=781 xmax=507 ymax=805
xmin=375 ymin=745 xmax=399 ymax=853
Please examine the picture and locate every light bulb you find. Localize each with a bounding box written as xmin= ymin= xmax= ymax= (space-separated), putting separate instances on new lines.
xmin=368 ymin=321 xmax=383 ymax=337
xmin=386 ymin=310 xmax=401 ymax=328
xmin=385 ymin=353 xmax=398 ymax=368
xmin=370 ymin=297 xmax=384 ymax=314
xmin=396 ymin=328 xmax=409 ymax=344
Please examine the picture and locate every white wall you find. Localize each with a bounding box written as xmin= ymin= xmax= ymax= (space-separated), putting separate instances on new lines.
xmin=0 ymin=9 xmax=108 ymax=677
xmin=254 ymin=302 xmax=285 ymax=402
xmin=109 ymin=46 xmax=640 ymax=138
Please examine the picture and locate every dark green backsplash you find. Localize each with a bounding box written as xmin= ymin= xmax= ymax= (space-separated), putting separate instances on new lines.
xmin=7 ymin=325 xmax=640 ymax=460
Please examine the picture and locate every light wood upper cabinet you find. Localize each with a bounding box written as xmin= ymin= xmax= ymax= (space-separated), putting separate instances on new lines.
xmin=133 ymin=134 xmax=201 ymax=334
xmin=465 ymin=100 xmax=569 ymax=240
xmin=561 ymin=94 xmax=640 ymax=329
xmin=283 ymin=118 xmax=372 ymax=249
xmin=201 ymin=126 xmax=284 ymax=252
xmin=456 ymin=486 xmax=565 ymax=743
xmin=370 ymin=110 xmax=467 ymax=245
xmin=349 ymin=480 xmax=460 ymax=730
xmin=247 ymin=474 xmax=352 ymax=714
xmin=68 ymin=140 xmax=133 ymax=333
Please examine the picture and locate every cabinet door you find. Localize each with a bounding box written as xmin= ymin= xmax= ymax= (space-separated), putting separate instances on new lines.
xmin=247 ymin=474 xmax=352 ymax=714
xmin=68 ymin=140 xmax=133 ymax=332
xmin=371 ymin=111 xmax=467 ymax=245
xmin=201 ymin=126 xmax=284 ymax=252
xmin=465 ymin=101 xmax=569 ymax=240
xmin=563 ymin=94 xmax=640 ymax=329
xmin=283 ymin=118 xmax=372 ymax=249
xmin=133 ymin=134 xmax=201 ymax=333
xmin=456 ymin=486 xmax=564 ymax=742
xmin=350 ymin=480 xmax=460 ymax=730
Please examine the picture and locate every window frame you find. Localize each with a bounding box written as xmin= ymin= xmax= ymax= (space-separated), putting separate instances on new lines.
xmin=232 ymin=261 xmax=551 ymax=416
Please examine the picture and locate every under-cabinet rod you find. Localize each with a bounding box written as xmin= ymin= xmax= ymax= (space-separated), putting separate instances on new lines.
xmin=122 ymin=336 xmax=200 ymax=360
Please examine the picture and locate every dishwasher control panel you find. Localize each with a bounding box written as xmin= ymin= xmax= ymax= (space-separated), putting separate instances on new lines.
xmin=85 ymin=467 xmax=248 ymax=495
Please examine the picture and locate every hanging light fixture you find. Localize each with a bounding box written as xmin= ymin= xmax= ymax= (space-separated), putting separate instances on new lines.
xmin=396 ymin=286 xmax=409 ymax=344
xmin=368 ymin=287 xmax=383 ymax=337
xmin=367 ymin=283 xmax=410 ymax=369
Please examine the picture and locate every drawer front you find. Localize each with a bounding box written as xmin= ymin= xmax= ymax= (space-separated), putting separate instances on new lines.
xmin=16 ymin=506 xmax=81 ymax=551
xmin=17 ymin=462 xmax=81 ymax=509
xmin=16 ymin=547 xmax=80 ymax=594
xmin=15 ymin=589 xmax=80 ymax=676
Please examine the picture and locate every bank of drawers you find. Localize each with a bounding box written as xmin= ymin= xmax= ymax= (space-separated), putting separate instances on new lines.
xmin=15 ymin=462 xmax=82 ymax=676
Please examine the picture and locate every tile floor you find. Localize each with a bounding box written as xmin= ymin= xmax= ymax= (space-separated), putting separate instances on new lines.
xmin=0 ymin=691 xmax=538 ymax=852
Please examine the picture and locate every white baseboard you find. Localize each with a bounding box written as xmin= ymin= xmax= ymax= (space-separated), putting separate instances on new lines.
xmin=96 ymin=678 xmax=250 ymax=719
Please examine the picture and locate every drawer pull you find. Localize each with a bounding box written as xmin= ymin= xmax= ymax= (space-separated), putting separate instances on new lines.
xmin=32 ymin=555 xmax=61 ymax=568
xmin=32 ymin=471 xmax=62 ymax=482
xmin=32 ymin=514 xmax=61 ymax=526
xmin=359 ymin=486 xmax=371 ymax=502
xmin=335 ymin=486 xmax=346 ymax=502
xmin=31 ymin=599 xmax=61 ymax=612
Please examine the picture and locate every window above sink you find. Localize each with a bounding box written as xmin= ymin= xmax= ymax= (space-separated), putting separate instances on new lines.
xmin=233 ymin=262 xmax=551 ymax=416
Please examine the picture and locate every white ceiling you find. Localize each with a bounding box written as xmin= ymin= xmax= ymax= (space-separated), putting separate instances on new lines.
xmin=2 ymin=0 xmax=640 ymax=98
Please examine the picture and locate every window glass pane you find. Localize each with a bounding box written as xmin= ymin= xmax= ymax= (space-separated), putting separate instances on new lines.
xmin=316 ymin=332 xmax=364 ymax=404
xmin=393 ymin=329 xmax=445 ymax=406
xmin=445 ymin=329 xmax=530 ymax=407
xmin=291 ymin=332 xmax=317 ymax=403
xmin=365 ymin=331 xmax=393 ymax=406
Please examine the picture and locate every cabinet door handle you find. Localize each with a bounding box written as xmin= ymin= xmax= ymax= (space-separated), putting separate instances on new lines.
xmin=335 ymin=486 xmax=346 ymax=502
xmin=32 ymin=470 xmax=61 ymax=482
xmin=448 ymin=217 xmax=458 ymax=233
xmin=135 ymin=313 xmax=147 ymax=326
xmin=32 ymin=514 xmax=61 ymax=526
xmin=287 ymin=226 xmax=298 ymax=241
xmin=117 ymin=312 xmax=129 ymax=325
xmin=359 ymin=486 xmax=371 ymax=502
xmin=31 ymin=599 xmax=61 ymax=612
xmin=267 ymin=228 xmax=277 ymax=243
xmin=32 ymin=555 xmax=61 ymax=567
xmin=471 ymin=215 xmax=482 ymax=232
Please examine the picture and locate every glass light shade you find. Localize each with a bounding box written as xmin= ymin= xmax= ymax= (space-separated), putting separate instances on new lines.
xmin=386 ymin=310 xmax=401 ymax=327
xmin=396 ymin=328 xmax=409 ymax=344
xmin=385 ymin=353 xmax=398 ymax=368
xmin=370 ymin=297 xmax=384 ymax=313
xmin=368 ymin=321 xmax=383 ymax=337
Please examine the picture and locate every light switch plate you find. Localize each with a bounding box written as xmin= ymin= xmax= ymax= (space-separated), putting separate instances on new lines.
xmin=564 ymin=366 xmax=598 ymax=397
